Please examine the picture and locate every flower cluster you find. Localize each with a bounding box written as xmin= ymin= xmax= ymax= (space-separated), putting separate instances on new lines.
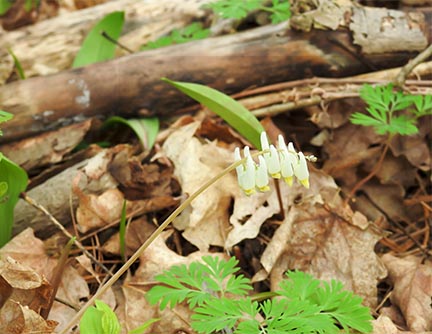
xmin=234 ymin=132 xmax=311 ymax=195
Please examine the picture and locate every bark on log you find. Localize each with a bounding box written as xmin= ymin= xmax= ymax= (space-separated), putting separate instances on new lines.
xmin=0 ymin=0 xmax=212 ymax=83
xmin=1 ymin=20 xmax=429 ymax=143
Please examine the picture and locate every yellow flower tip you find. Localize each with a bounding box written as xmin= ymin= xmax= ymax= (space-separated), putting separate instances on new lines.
xmin=243 ymin=188 xmax=256 ymax=196
xmin=257 ymin=185 xmax=270 ymax=192
xmin=270 ymin=172 xmax=281 ymax=179
xmin=299 ymin=178 xmax=310 ymax=189
xmin=283 ymin=176 xmax=293 ymax=186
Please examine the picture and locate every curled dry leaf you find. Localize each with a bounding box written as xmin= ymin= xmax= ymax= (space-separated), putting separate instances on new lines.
xmin=382 ymin=254 xmax=432 ymax=332
xmin=0 ymin=300 xmax=57 ymax=334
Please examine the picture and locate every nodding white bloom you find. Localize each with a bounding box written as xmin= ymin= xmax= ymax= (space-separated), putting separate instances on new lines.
xmin=256 ymin=156 xmax=270 ymax=192
xmin=234 ymin=131 xmax=312 ymax=195
xmin=293 ymin=152 xmax=310 ymax=189
xmin=278 ymin=135 xmax=295 ymax=186
xmin=260 ymin=132 xmax=281 ymax=178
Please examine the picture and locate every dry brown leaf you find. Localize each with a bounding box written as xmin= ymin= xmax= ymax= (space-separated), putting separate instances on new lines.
xmin=0 ymin=300 xmax=57 ymax=334
xmin=162 ymin=121 xmax=238 ymax=250
xmin=382 ymin=254 xmax=432 ymax=332
xmin=75 ymin=187 xmax=125 ymax=233
xmin=372 ymin=315 xmax=432 ymax=334
xmin=258 ymin=169 xmax=386 ymax=307
xmin=0 ymin=228 xmax=57 ymax=279
xmin=0 ymin=256 xmax=52 ymax=314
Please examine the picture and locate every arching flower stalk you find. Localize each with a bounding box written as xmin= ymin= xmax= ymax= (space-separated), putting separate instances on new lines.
xmin=234 ymin=132 xmax=314 ymax=195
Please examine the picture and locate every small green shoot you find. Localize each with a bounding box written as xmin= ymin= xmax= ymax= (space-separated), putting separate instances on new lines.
xmin=119 ymin=200 xmax=127 ymax=263
xmin=350 ymin=84 xmax=432 ymax=136
xmin=80 ymin=299 xmax=159 ymax=334
xmin=103 ymin=116 xmax=159 ymax=151
xmin=162 ymin=78 xmax=264 ymax=149
xmin=80 ymin=300 xmax=121 ymax=334
xmin=73 ymin=11 xmax=125 ymax=68
xmin=146 ymin=256 xmax=373 ymax=334
xmin=8 ymin=48 xmax=26 ymax=80
xmin=142 ymin=22 xmax=210 ymax=50
xmin=206 ymin=0 xmax=291 ymax=23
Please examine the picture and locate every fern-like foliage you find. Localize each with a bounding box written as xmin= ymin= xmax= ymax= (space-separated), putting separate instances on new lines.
xmin=146 ymin=257 xmax=373 ymax=334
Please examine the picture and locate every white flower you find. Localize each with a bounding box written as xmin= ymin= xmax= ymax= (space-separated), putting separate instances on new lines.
xmin=234 ymin=146 xmax=256 ymax=195
xmin=256 ymin=156 xmax=270 ymax=192
xmin=234 ymin=131 xmax=311 ymax=195
xmin=293 ymin=152 xmax=310 ymax=189
xmin=261 ymin=132 xmax=281 ymax=178
xmin=278 ymin=135 xmax=295 ymax=186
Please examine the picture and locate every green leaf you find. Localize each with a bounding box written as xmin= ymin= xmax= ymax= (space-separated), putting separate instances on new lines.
xmin=73 ymin=11 xmax=124 ymax=68
xmin=0 ymin=0 xmax=11 ymax=15
xmin=128 ymin=318 xmax=160 ymax=334
xmin=269 ymin=0 xmax=291 ymax=23
xmin=0 ymin=182 xmax=7 ymax=197
xmin=191 ymin=298 xmax=258 ymax=334
xmin=141 ymin=23 xmax=210 ymax=50
xmin=162 ymin=78 xmax=264 ymax=149
xmin=350 ymin=112 xmax=385 ymax=128
xmin=103 ymin=116 xmax=159 ymax=151
xmin=0 ymin=110 xmax=13 ymax=124
xmin=0 ymin=155 xmax=28 ymax=247
xmin=388 ymin=115 xmax=418 ymax=135
xmin=80 ymin=300 xmax=121 ymax=334
xmin=411 ymin=94 xmax=432 ymax=116
xmin=8 ymin=48 xmax=26 ymax=80
xmin=205 ymin=0 xmax=262 ymax=19
xmin=80 ymin=307 xmax=104 ymax=334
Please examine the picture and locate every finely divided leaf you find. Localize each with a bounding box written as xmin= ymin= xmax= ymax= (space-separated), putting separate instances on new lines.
xmin=73 ymin=11 xmax=124 ymax=67
xmin=162 ymin=78 xmax=264 ymax=149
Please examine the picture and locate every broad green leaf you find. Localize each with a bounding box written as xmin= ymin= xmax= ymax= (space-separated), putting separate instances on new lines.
xmin=0 ymin=0 xmax=11 ymax=15
xmin=103 ymin=116 xmax=159 ymax=150
xmin=0 ymin=182 xmax=7 ymax=197
xmin=0 ymin=155 xmax=28 ymax=247
xmin=128 ymin=318 xmax=160 ymax=334
xmin=80 ymin=306 xmax=104 ymax=334
xmin=8 ymin=48 xmax=26 ymax=80
xmin=162 ymin=78 xmax=264 ymax=149
xmin=73 ymin=11 xmax=124 ymax=68
xmin=96 ymin=300 xmax=121 ymax=334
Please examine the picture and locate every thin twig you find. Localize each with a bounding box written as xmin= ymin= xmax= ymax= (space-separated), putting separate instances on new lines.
xmin=20 ymin=192 xmax=113 ymax=277
xmin=394 ymin=43 xmax=432 ymax=88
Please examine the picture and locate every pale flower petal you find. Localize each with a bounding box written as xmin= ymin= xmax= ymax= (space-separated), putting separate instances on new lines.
xmin=256 ymin=156 xmax=270 ymax=192
xmin=294 ymin=152 xmax=310 ymax=188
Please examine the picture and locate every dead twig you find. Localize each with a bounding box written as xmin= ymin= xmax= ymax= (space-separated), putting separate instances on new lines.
xmin=20 ymin=192 xmax=113 ymax=277
xmin=394 ymin=43 xmax=432 ymax=88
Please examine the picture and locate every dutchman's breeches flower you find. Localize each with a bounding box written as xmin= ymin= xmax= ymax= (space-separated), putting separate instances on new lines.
xmin=234 ymin=132 xmax=312 ymax=195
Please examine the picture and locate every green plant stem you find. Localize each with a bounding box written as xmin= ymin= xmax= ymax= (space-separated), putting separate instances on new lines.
xmin=344 ymin=135 xmax=392 ymax=205
xmin=58 ymin=158 xmax=247 ymax=334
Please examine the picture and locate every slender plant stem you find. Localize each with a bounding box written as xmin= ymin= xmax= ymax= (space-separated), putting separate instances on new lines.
xmin=344 ymin=135 xmax=392 ymax=205
xmin=58 ymin=158 xmax=244 ymax=334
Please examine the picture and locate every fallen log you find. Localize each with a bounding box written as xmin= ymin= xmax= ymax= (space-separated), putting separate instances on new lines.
xmin=0 ymin=0 xmax=212 ymax=82
xmin=1 ymin=23 xmax=429 ymax=143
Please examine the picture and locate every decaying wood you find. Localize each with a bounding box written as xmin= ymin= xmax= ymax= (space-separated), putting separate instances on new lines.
xmin=1 ymin=17 xmax=430 ymax=143
xmin=0 ymin=0 xmax=213 ymax=83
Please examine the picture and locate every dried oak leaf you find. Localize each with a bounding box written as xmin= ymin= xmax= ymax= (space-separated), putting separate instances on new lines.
xmin=0 ymin=300 xmax=57 ymax=334
xmin=261 ymin=169 xmax=386 ymax=308
xmin=163 ymin=121 xmax=238 ymax=251
xmin=382 ymin=254 xmax=432 ymax=332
